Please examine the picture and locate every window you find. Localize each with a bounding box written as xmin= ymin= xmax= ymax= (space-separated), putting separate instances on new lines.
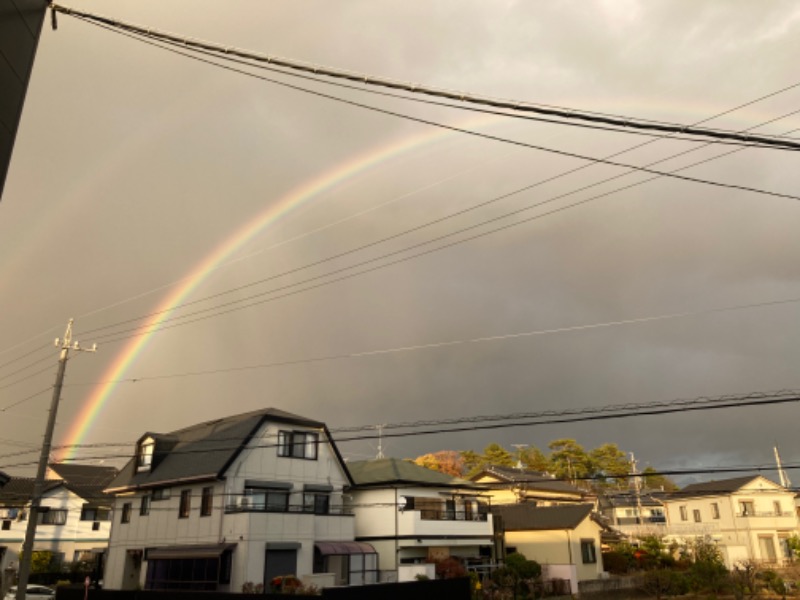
xmin=278 ymin=430 xmax=319 ymax=460
xmin=39 ymin=509 xmax=67 ymax=526
xmin=80 ymin=505 xmax=110 ymax=521
xmin=92 ymin=522 xmax=100 ymax=531
xmin=679 ymin=506 xmax=688 ymax=521
xmin=140 ymin=495 xmax=151 ymax=516
xmin=773 ymin=501 xmax=782 ymax=516
xmin=711 ymin=503 xmax=720 ymax=519
xmin=152 ymin=488 xmax=171 ymax=501
xmin=303 ymin=492 xmax=330 ymax=515
xmin=179 ymin=490 xmax=191 ymax=519
xmin=201 ymin=487 xmax=213 ymax=517
xmin=137 ymin=437 xmax=155 ymax=471
xmin=2 ymin=520 xmax=10 ymax=530
xmin=244 ymin=486 xmax=290 ymax=512
xmin=581 ymin=540 xmax=597 ymax=564
xmin=693 ymin=509 xmax=702 ymax=523
xmin=121 ymin=503 xmax=132 ymax=524
xmin=740 ymin=500 xmax=754 ymax=516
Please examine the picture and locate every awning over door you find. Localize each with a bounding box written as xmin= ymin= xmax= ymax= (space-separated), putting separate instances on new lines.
xmin=146 ymin=543 xmax=236 ymax=560
xmin=314 ymin=541 xmax=376 ymax=556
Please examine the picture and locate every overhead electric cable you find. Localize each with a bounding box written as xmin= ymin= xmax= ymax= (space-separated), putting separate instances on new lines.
xmin=60 ymin=295 xmax=800 ymax=388
xmin=51 ymin=3 xmax=800 ymax=150
xmin=5 ymin=14 xmax=797 ymax=357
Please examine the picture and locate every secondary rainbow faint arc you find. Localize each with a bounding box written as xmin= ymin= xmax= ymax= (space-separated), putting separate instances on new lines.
xmin=58 ymin=117 xmax=496 ymax=460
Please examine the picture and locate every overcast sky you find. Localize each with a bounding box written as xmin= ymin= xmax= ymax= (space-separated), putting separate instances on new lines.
xmin=2 ymin=0 xmax=800 ymax=482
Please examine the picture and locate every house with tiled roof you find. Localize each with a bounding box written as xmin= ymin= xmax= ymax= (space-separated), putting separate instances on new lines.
xmin=346 ymin=458 xmax=495 ymax=582
xmin=102 ymin=408 xmax=366 ymax=592
xmin=597 ymin=490 xmax=667 ymax=537
xmin=470 ymin=465 xmax=592 ymax=507
xmin=492 ymin=503 xmax=604 ymax=592
xmin=661 ymin=475 xmax=799 ymax=567
xmin=0 ymin=464 xmax=117 ymax=591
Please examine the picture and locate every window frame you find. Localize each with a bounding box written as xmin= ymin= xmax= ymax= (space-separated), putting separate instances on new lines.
xmin=711 ymin=502 xmax=720 ymax=519
xmin=277 ymin=430 xmax=319 ymax=460
xmin=201 ymin=487 xmax=213 ymax=517
xmin=140 ymin=495 xmax=151 ymax=516
xmin=121 ymin=502 xmax=132 ymax=524
xmin=39 ymin=509 xmax=67 ymax=526
xmin=679 ymin=506 xmax=688 ymax=521
xmin=179 ymin=490 xmax=191 ymax=519
xmin=137 ymin=438 xmax=155 ymax=472
xmin=580 ymin=539 xmax=597 ymax=564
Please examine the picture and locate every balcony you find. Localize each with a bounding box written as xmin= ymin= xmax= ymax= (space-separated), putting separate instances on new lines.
xmin=397 ymin=509 xmax=493 ymax=538
xmin=616 ymin=516 xmax=667 ymax=526
xmin=224 ymin=502 xmax=352 ymax=516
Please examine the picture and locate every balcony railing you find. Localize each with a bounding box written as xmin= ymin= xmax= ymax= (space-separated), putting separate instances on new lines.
xmin=417 ymin=509 xmax=488 ymax=522
xmin=736 ymin=511 xmax=790 ymax=518
xmin=224 ymin=503 xmax=352 ymax=516
xmin=616 ymin=516 xmax=667 ymax=525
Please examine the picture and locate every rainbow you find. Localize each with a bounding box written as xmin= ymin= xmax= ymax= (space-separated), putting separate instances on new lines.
xmin=58 ymin=115 xmax=498 ymax=460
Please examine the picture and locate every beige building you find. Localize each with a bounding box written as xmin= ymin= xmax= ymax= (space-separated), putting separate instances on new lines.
xmin=471 ymin=466 xmax=592 ymax=507
xmin=661 ymin=475 xmax=799 ymax=568
xmin=493 ymin=503 xmax=605 ymax=593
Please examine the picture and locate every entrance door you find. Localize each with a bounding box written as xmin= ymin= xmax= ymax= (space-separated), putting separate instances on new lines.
xmin=264 ymin=550 xmax=297 ymax=587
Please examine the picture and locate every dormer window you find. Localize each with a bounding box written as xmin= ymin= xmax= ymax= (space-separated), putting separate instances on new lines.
xmin=137 ymin=437 xmax=155 ymax=472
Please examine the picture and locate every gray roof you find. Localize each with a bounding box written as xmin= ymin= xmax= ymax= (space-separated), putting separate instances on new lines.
xmin=108 ymin=408 xmax=340 ymax=492
xmin=348 ymin=458 xmax=484 ymax=489
xmin=0 ymin=477 xmax=61 ymax=506
xmin=494 ymin=503 xmax=595 ymax=531
xmin=472 ymin=465 xmax=586 ymax=495
xmin=48 ymin=463 xmax=118 ymax=503
xmin=599 ymin=491 xmax=664 ymax=509
xmin=672 ymin=475 xmax=778 ymax=498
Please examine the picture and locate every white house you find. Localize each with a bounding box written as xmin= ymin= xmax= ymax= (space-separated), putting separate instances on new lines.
xmin=0 ymin=464 xmax=117 ymax=590
xmin=661 ymin=475 xmax=800 ymax=568
xmin=346 ymin=458 xmax=495 ymax=582
xmin=103 ymin=408 xmax=371 ymax=592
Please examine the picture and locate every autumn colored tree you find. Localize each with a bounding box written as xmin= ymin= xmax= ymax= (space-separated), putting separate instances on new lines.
xmin=519 ymin=445 xmax=551 ymax=472
xmin=413 ymin=450 xmax=465 ymax=477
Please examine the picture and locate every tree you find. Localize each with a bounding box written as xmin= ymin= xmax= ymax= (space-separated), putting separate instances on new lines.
xmin=642 ymin=466 xmax=679 ymax=492
xmin=589 ymin=443 xmax=630 ymax=488
xmin=687 ymin=537 xmax=728 ymax=595
xmin=460 ymin=443 xmax=514 ymax=476
xmin=548 ymin=439 xmax=592 ymax=483
xmin=519 ymin=446 xmax=551 ymax=472
xmin=413 ymin=451 xmax=465 ymax=477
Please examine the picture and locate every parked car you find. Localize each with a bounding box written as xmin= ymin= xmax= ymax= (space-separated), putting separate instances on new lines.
xmin=4 ymin=586 xmax=55 ymax=600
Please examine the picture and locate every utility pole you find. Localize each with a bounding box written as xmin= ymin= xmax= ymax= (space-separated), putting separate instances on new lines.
xmin=16 ymin=320 xmax=96 ymax=600
xmin=629 ymin=452 xmax=643 ymax=526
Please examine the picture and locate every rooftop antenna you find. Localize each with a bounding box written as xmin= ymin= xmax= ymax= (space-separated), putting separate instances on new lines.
xmin=774 ymin=445 xmax=791 ymax=488
xmin=376 ymin=424 xmax=386 ymax=459
xmin=512 ymin=444 xmax=528 ymax=469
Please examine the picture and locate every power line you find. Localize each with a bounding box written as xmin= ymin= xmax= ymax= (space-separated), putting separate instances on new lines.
xmin=72 ymin=14 xmax=798 ymax=153
xmin=51 ymin=3 xmax=800 ymax=150
xmin=58 ymin=295 xmax=800 ymax=389
xmin=5 ymin=15 xmax=798 ymax=359
xmin=2 ymin=388 xmax=797 ymax=466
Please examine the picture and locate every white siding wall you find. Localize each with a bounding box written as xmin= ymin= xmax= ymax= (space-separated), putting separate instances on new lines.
xmin=104 ymin=421 xmax=355 ymax=591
